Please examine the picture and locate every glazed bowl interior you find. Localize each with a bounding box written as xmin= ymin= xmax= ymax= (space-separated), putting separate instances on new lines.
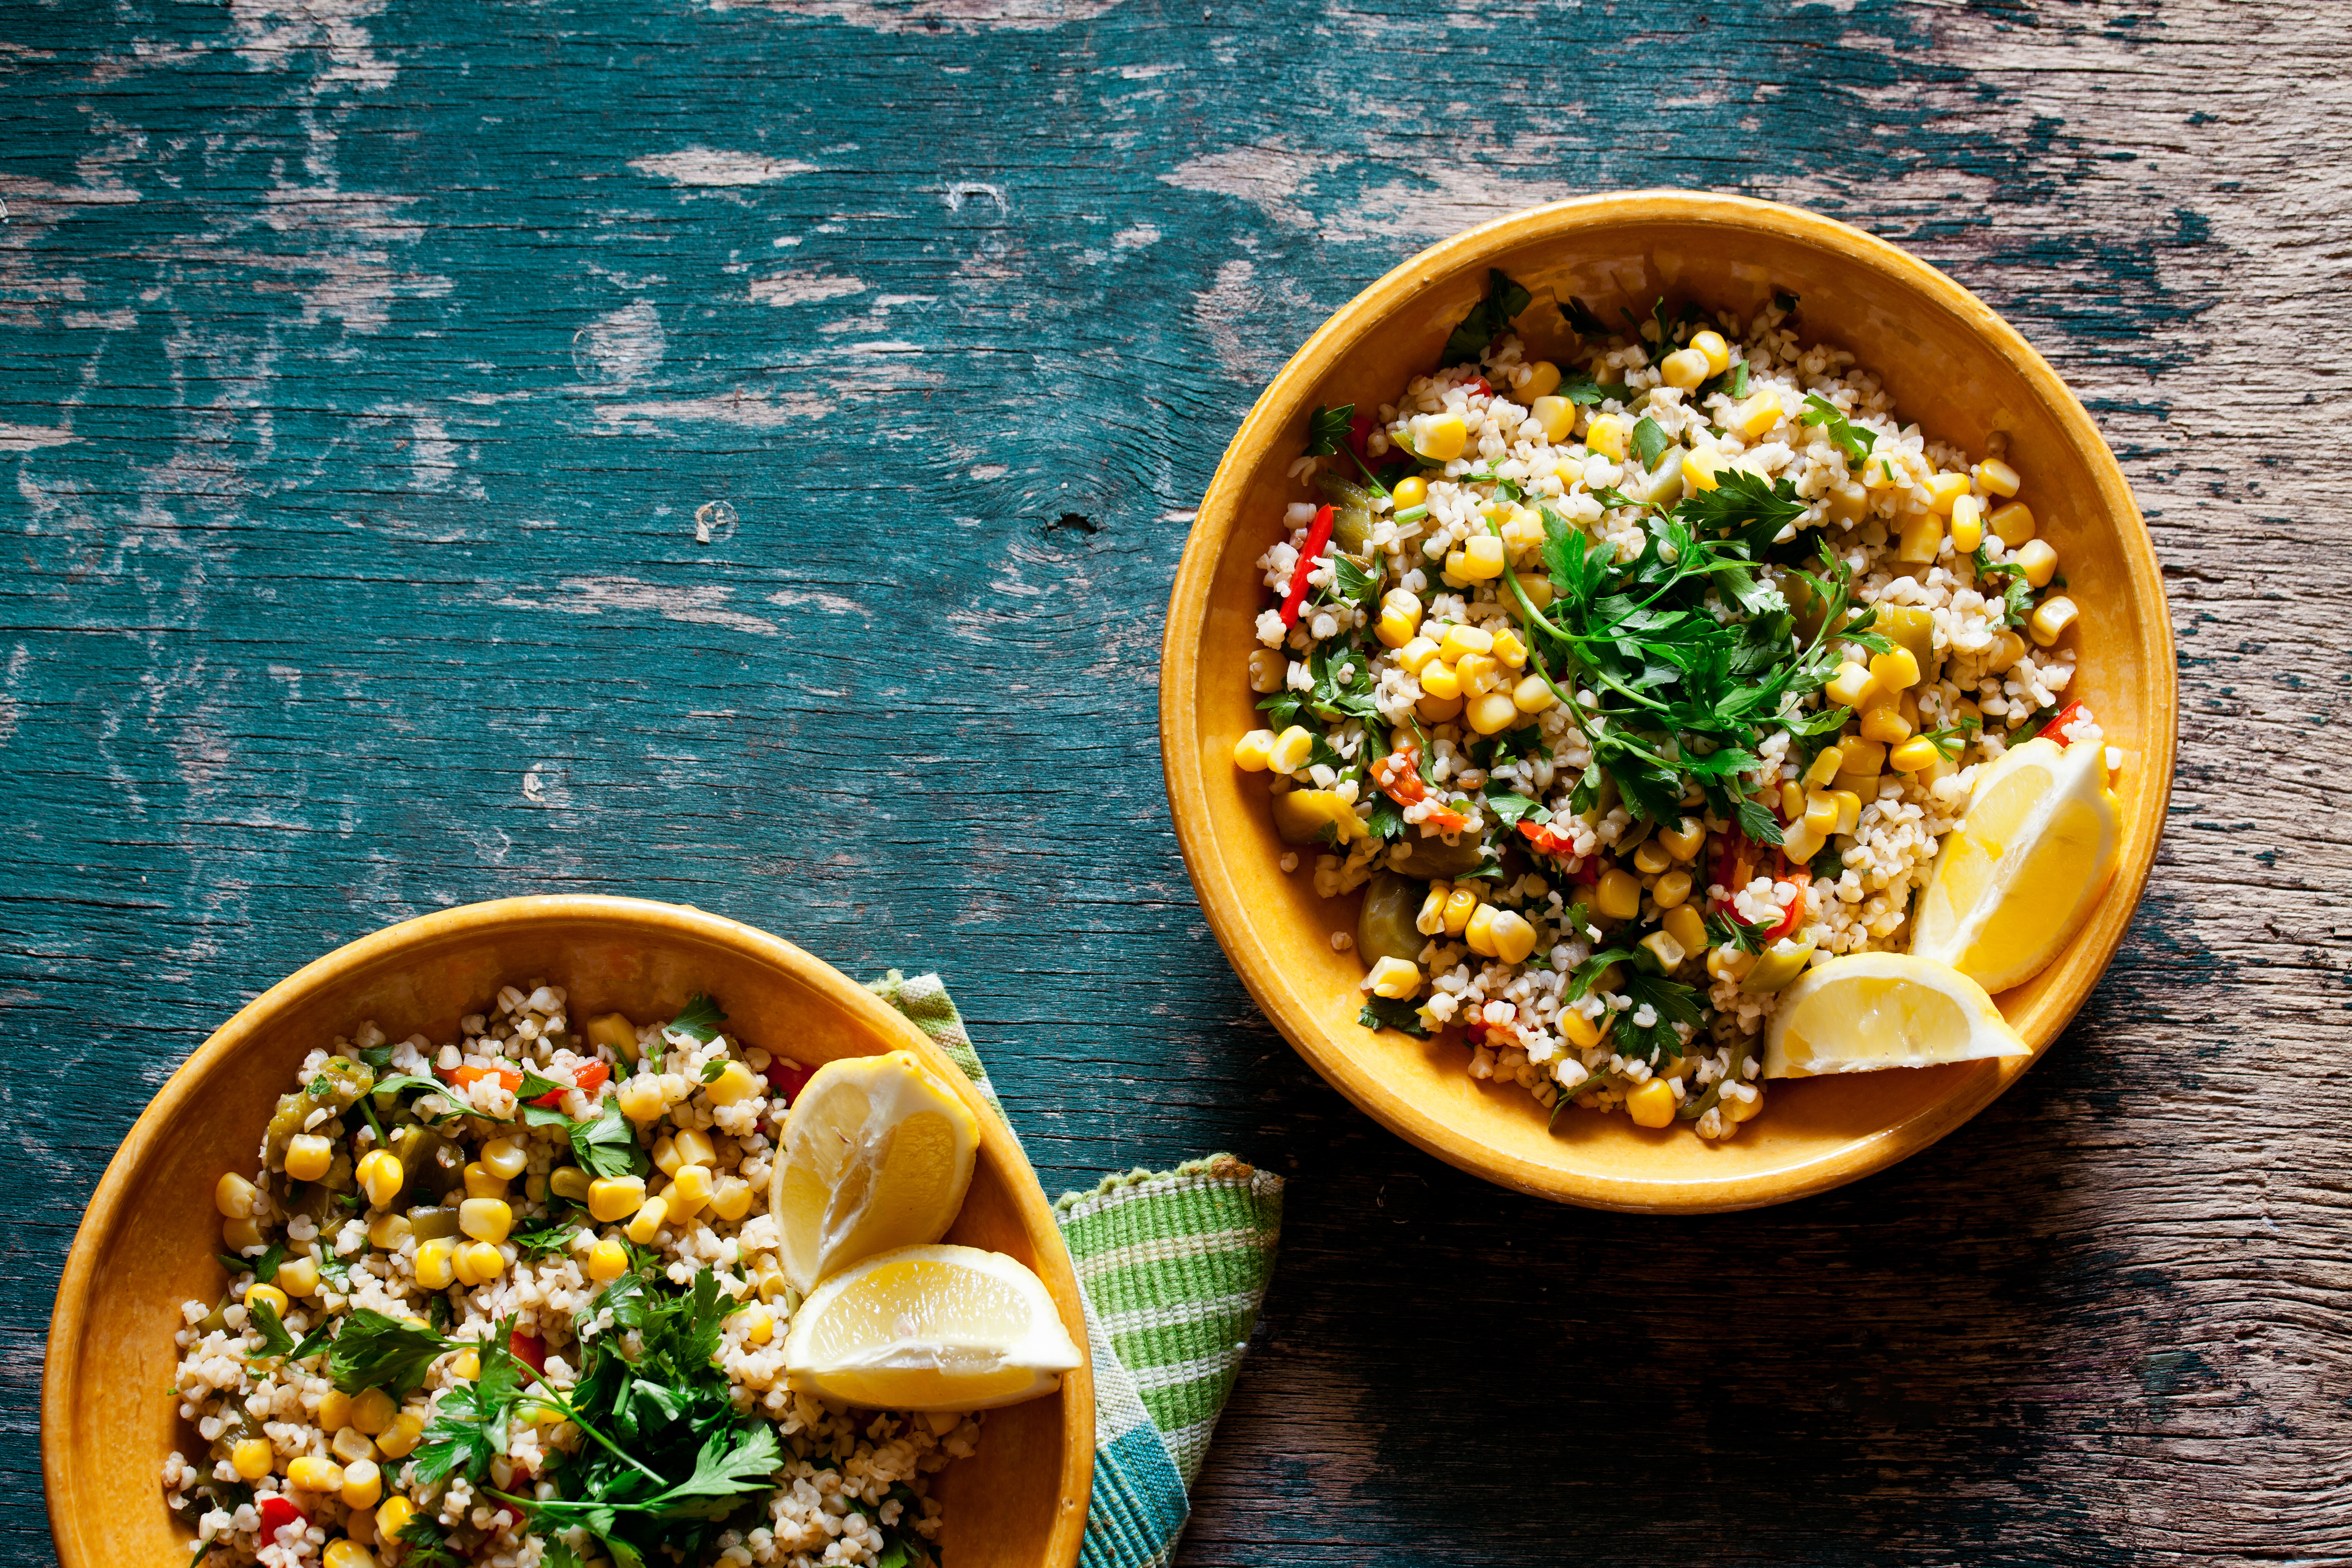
xmin=43 ymin=895 xmax=1092 ymax=1568
xmin=1162 ymin=192 xmax=2174 ymax=1213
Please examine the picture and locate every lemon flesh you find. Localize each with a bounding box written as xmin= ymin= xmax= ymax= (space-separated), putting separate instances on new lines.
xmin=782 ymin=1243 xmax=1084 ymax=1412
xmin=1763 ymin=952 xmax=2030 ymax=1078
xmin=1910 ymin=736 xmax=2121 ymax=994
xmin=771 ymin=1050 xmax=979 ymax=1292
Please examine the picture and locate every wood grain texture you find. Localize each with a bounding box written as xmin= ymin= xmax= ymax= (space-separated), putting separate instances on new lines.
xmin=2 ymin=0 xmax=2346 ymax=1563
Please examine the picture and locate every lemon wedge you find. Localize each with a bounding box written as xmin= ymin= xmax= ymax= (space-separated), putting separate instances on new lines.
xmin=771 ymin=1050 xmax=979 ymax=1292
xmin=1761 ymin=952 xmax=2030 ymax=1078
xmin=782 ymin=1243 xmax=1084 ymax=1411
xmin=1910 ymin=736 xmax=2121 ymax=993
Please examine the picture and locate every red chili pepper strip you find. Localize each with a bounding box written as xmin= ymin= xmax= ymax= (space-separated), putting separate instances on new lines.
xmin=1372 ymin=744 xmax=1468 ymax=834
xmin=441 ymin=1063 xmax=523 ymax=1094
xmin=257 ymin=1498 xmax=306 ymax=1541
xmin=1710 ymin=830 xmax=1758 ymax=913
xmin=1279 ymin=505 xmax=1336 ymax=627
xmin=508 ymin=1330 xmax=547 ymax=1376
xmin=1462 ymin=377 xmax=1491 ymax=397
xmin=2035 ymin=700 xmax=2088 ymax=747
xmin=1517 ymin=820 xmax=1576 ymax=859
xmin=1348 ymin=411 xmax=1377 ymax=459
xmin=527 ymin=1059 xmax=613 ymax=1109
xmin=763 ymin=1057 xmax=814 ymax=1104
xmin=1760 ymin=874 xmax=1810 ymax=945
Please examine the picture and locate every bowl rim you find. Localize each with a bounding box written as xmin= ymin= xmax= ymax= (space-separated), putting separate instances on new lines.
xmin=40 ymin=893 xmax=1094 ymax=1568
xmin=1160 ymin=188 xmax=2177 ymax=1213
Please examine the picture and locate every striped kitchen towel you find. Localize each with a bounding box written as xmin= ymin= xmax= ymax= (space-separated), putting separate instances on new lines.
xmin=867 ymin=971 xmax=1286 ymax=1568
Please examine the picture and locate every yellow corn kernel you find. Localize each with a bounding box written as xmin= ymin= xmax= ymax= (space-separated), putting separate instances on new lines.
xmin=1924 ymin=472 xmax=1971 ymax=513
xmin=2030 ymin=595 xmax=2078 ymax=646
xmin=1676 ymin=445 xmax=1725 ymax=494
xmin=475 ymin=1137 xmax=527 ymax=1181
xmin=1454 ymin=651 xmax=1498 ymax=696
xmin=245 ymin=1281 xmax=290 ymax=1318
xmin=319 ymin=1389 xmax=353 ymax=1432
xmin=1803 ymin=745 xmax=1845 ymax=789
xmin=651 ymin=1135 xmax=683 ymax=1178
xmin=1516 ymin=573 xmax=1555 ymax=611
xmin=1466 ymin=690 xmax=1520 ymax=735
xmin=339 ymin=1457 xmax=383 ymax=1511
xmin=1897 ymin=512 xmax=1942 ymax=563
xmin=1364 ymin=956 xmax=1422 ymax=1001
xmin=1625 ymin=1077 xmax=1677 ymax=1129
xmin=285 ymin=1134 xmax=333 ymax=1184
xmin=230 ymin=1436 xmax=274 ymax=1480
xmin=709 ymin=1175 xmax=755 ymax=1223
xmin=458 ymin=1198 xmax=513 ymax=1245
xmin=1986 ymin=629 xmax=2027 ymax=674
xmin=346 ymin=1387 xmax=396 ymax=1437
xmin=1595 ymin=868 xmax=1641 ymax=921
xmin=1652 ymin=869 xmax=1694 ymax=910
xmin=1889 ymin=736 xmax=1940 ymax=773
xmin=1390 ymin=475 xmax=1430 ymax=512
xmin=1859 ymin=706 xmax=1912 ymax=745
xmin=1658 ymin=817 xmax=1705 ymax=861
xmin=1439 ymin=620 xmax=1496 ymax=663
xmin=376 ymin=1496 xmax=417 ymax=1540
xmin=1416 ymin=411 xmax=1468 ymax=462
xmin=1585 ymin=414 xmax=1627 ymax=461
xmin=1507 ymin=673 xmax=1554 ymax=715
xmin=1660 ymin=347 xmax=1710 ymax=389
xmin=375 ymin=1411 xmax=424 ymax=1462
xmin=1247 ymin=647 xmax=1286 ymax=694
xmin=366 ymin=1213 xmax=412 ymax=1252
xmin=355 ymin=1150 xmax=404 ymax=1210
xmin=1268 ymin=724 xmax=1318 ymax=774
xmin=454 ymin=1240 xmax=504 ymax=1288
xmin=413 ymin=1238 xmax=456 ymax=1290
xmin=1726 ymin=390 xmax=1780 ymax=439
xmin=588 ymin=1175 xmax=646 ymax=1224
xmin=587 ymin=1237 xmax=630 ymax=1282
xmin=1974 ymin=456 xmax=2021 ymax=498
xmin=1398 ymin=636 xmax=1442 ymax=675
xmin=461 ymin=1162 xmax=507 ymax=1200
xmin=450 ymin=1347 xmax=481 ymax=1381
xmin=1706 ymin=946 xmax=1757 ymax=983
xmin=615 ymin=1075 xmax=667 ymax=1123
xmin=1417 ymin=691 xmax=1463 ymax=723
xmin=1663 ymin=903 xmax=1708 ymax=956
xmin=1231 ymin=729 xmax=1276 ymax=771
xmin=1489 ymin=627 xmax=1527 ymax=668
xmin=277 ymin=1255 xmax=321 ymax=1299
xmin=1839 ymin=736 xmax=1888 ymax=776
xmin=1778 ymin=817 xmax=1826 ymax=864
xmin=1690 ymin=329 xmax=1733 ymax=376
xmin=1990 ymin=500 xmax=2035 ymax=547
xmin=1375 ymin=588 xmax=1424 ymax=648
xmin=2014 ymin=538 xmax=2058 ymax=588
xmin=1561 ymin=1008 xmax=1606 ymax=1049
xmin=288 ymin=1455 xmax=344 ymax=1494
xmin=1418 ymin=662 xmax=1462 ymax=701
xmin=1831 ymin=789 xmax=1862 ymax=836
xmin=670 ymin=1127 xmax=715 ymax=1167
xmin=1441 ymin=887 xmax=1480 ymax=936
xmin=1462 ymin=904 xmax=1501 ymax=957
xmin=626 ymin=1195 xmax=669 ymax=1245
xmin=1868 ymin=645 xmax=1921 ymax=692
xmin=1824 ymin=661 xmax=1877 ymax=709
xmin=216 ymin=1172 xmax=259 ymax=1220
xmin=1803 ymin=791 xmax=1839 ymax=835
xmin=668 ymin=1162 xmax=716 ymax=1215
xmin=1633 ymin=838 xmax=1672 ymax=875
xmin=324 ymin=1541 xmax=378 ymax=1568
xmin=704 ymin=1065 xmax=758 ymax=1108
xmin=1414 ymin=885 xmax=1450 ymax=938
xmin=547 ymin=1168 xmax=593 ymax=1204
xmin=1488 ymin=910 xmax=1538 ymax=965
xmin=1778 ymin=781 xmax=1805 ymax=823
xmin=1449 ymin=534 xmax=1506 ymax=581
xmin=1527 ymin=394 xmax=1575 ymax=443
xmin=1724 ymin=1083 xmax=1765 ymax=1122
xmin=1519 ymin=359 xmax=1563 ymax=400
xmin=1948 ymin=493 xmax=1985 ymax=553
xmin=222 ymin=1216 xmax=265 ymax=1253
xmin=585 ymin=1011 xmax=639 ymax=1062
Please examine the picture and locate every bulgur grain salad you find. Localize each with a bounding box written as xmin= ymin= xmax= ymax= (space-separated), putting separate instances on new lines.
xmin=1231 ymin=274 xmax=2112 ymax=1139
xmin=166 ymin=984 xmax=970 ymax=1568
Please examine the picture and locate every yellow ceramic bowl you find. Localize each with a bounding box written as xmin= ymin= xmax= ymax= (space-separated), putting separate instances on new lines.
xmin=42 ymin=895 xmax=1092 ymax=1568
xmin=1161 ymin=191 xmax=2175 ymax=1213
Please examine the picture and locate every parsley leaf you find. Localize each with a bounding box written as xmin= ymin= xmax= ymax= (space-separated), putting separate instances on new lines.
xmin=397 ymin=1516 xmax=466 ymax=1568
xmin=1443 ymin=268 xmax=1533 ymax=365
xmin=517 ymin=1068 xmax=567 ymax=1102
xmin=1799 ymin=395 xmax=1877 ymax=471
xmin=1358 ymin=996 xmax=1430 ymax=1038
xmin=1630 ymin=415 xmax=1670 ymax=472
xmin=1561 ymin=295 xmax=1609 ymax=337
xmin=1919 ymin=715 xmax=1983 ymax=760
xmin=413 ymin=1318 xmax=526 ymax=1488
xmin=1703 ymin=910 xmax=1778 ymax=954
xmin=245 ymin=1298 xmax=297 ymax=1360
xmin=1973 ymin=543 xmax=2034 ymax=627
xmin=327 ymin=1308 xmax=452 ymax=1397
xmin=1479 ymin=783 xmax=1547 ymax=830
xmin=568 ymin=1097 xmax=652 ymax=1182
xmin=248 ymin=1242 xmax=285 ymax=1284
xmin=1326 ymin=552 xmax=1382 ymax=610
xmin=666 ymin=994 xmax=727 ymax=1044
xmin=1305 ymin=403 xmax=1354 ymax=457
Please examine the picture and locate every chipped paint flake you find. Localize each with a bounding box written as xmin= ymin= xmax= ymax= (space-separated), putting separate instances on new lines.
xmin=629 ymin=147 xmax=819 ymax=187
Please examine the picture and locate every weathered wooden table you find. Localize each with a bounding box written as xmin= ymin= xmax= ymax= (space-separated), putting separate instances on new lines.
xmin=6 ymin=1 xmax=2347 ymax=1562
